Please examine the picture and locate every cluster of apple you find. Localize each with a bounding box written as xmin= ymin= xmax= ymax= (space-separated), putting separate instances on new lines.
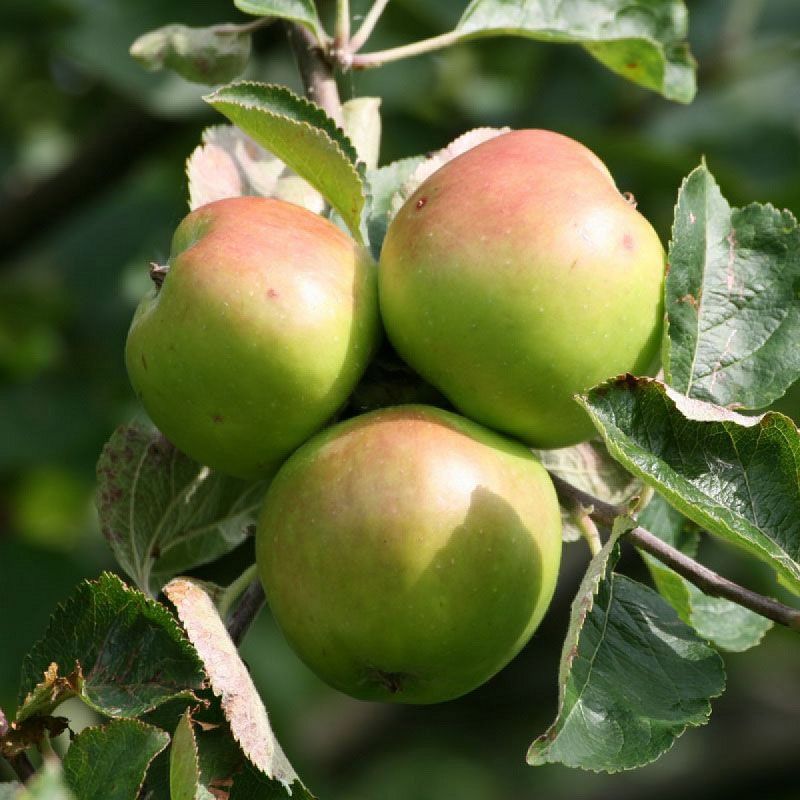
xmin=126 ymin=130 xmax=665 ymax=703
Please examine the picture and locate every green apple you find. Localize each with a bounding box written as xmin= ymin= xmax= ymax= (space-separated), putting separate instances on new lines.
xmin=379 ymin=129 xmax=665 ymax=448
xmin=256 ymin=405 xmax=562 ymax=704
xmin=126 ymin=196 xmax=380 ymax=479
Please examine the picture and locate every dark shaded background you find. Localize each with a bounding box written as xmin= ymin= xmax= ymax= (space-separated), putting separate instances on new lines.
xmin=1 ymin=1 xmax=799 ymax=797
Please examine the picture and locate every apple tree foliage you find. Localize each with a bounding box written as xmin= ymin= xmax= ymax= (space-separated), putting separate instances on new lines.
xmin=2 ymin=0 xmax=800 ymax=797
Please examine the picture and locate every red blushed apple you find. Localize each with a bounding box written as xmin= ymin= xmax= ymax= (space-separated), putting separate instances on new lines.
xmin=126 ymin=196 xmax=380 ymax=479
xmin=256 ymin=405 xmax=562 ymax=704
xmin=379 ymin=129 xmax=665 ymax=449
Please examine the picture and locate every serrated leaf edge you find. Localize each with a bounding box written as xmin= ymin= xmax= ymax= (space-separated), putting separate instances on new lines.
xmin=171 ymin=711 xmax=202 ymax=800
xmin=529 ymin=519 xmax=725 ymax=773
xmin=579 ymin=378 xmax=800 ymax=589
xmin=64 ymin=718 xmax=170 ymax=800
xmin=18 ymin=572 xmax=205 ymax=717
xmin=204 ymin=82 xmax=366 ymax=237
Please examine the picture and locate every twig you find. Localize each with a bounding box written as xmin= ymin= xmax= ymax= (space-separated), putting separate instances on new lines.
xmin=351 ymin=30 xmax=462 ymax=70
xmin=349 ymin=0 xmax=390 ymax=53
xmin=334 ymin=0 xmax=351 ymax=50
xmin=0 ymin=708 xmax=35 ymax=784
xmin=287 ymin=23 xmax=344 ymax=125
xmin=549 ymin=473 xmax=800 ymax=631
xmin=225 ymin=580 xmax=266 ymax=646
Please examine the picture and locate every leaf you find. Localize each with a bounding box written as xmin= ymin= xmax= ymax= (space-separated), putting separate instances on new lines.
xmin=63 ymin=719 xmax=169 ymax=800
xmin=233 ymin=0 xmax=325 ymax=43
xmin=364 ymin=157 xmax=426 ymax=258
xmin=581 ymin=376 xmax=800 ymax=593
xmin=205 ymin=82 xmax=365 ymax=241
xmin=455 ymin=0 xmax=696 ymax=103
xmin=130 ymin=24 xmax=251 ymax=85
xmin=18 ymin=573 xmax=204 ymax=720
xmin=186 ymin=125 xmax=326 ymax=214
xmin=96 ymin=421 xmax=267 ymax=597
xmin=170 ymin=712 xmax=202 ymax=800
xmin=664 ymin=163 xmax=800 ymax=409
xmin=528 ymin=521 xmax=725 ymax=771
xmin=164 ymin=579 xmax=309 ymax=797
xmin=534 ymin=441 xmax=642 ymax=542
xmin=638 ymin=495 xmax=772 ymax=652
xmin=342 ymin=97 xmax=382 ymax=172
xmin=230 ymin=761 xmax=316 ymax=799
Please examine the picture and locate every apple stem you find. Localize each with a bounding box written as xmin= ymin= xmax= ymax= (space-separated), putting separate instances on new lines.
xmin=149 ymin=262 xmax=169 ymax=289
xmin=287 ymin=23 xmax=344 ymax=126
xmin=225 ymin=579 xmax=266 ymax=646
xmin=550 ymin=472 xmax=800 ymax=632
xmin=574 ymin=511 xmax=603 ymax=557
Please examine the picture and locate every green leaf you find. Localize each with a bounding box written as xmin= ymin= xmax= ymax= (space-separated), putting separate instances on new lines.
xmin=233 ymin=0 xmax=325 ymax=43
xmin=664 ymin=163 xmax=800 ymax=409
xmin=63 ymin=720 xmax=169 ymax=800
xmin=130 ymin=24 xmax=251 ymax=85
xmin=456 ymin=0 xmax=696 ymax=103
xmin=205 ymin=82 xmax=366 ymax=241
xmin=581 ymin=376 xmax=800 ymax=594
xmin=365 ymin=157 xmax=426 ymax=257
xmin=164 ymin=579 xmax=308 ymax=795
xmin=534 ymin=441 xmax=643 ymax=543
xmin=528 ymin=521 xmax=725 ymax=771
xmin=229 ymin=762 xmax=315 ymax=800
xmin=170 ymin=712 xmax=201 ymax=800
xmin=18 ymin=573 xmax=204 ymax=720
xmin=638 ymin=495 xmax=772 ymax=651
xmin=96 ymin=421 xmax=267 ymax=597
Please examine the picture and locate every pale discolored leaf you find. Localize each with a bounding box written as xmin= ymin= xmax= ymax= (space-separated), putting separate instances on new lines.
xmin=186 ymin=125 xmax=326 ymax=214
xmin=164 ymin=578 xmax=308 ymax=796
xmin=205 ymin=82 xmax=366 ymax=241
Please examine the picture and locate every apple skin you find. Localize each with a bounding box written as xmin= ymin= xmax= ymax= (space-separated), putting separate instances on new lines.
xmin=379 ymin=129 xmax=665 ymax=449
xmin=126 ymin=196 xmax=380 ymax=479
xmin=256 ymin=405 xmax=562 ymax=704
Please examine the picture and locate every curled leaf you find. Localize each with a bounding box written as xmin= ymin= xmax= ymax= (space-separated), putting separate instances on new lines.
xmin=131 ymin=24 xmax=251 ymax=85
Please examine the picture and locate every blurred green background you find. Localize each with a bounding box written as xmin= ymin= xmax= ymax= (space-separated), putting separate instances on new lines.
xmin=1 ymin=0 xmax=800 ymax=797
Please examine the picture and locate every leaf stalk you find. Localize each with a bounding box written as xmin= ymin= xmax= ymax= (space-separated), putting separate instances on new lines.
xmin=550 ymin=473 xmax=800 ymax=632
xmin=351 ymin=30 xmax=463 ymax=69
xmin=349 ymin=0 xmax=390 ymax=53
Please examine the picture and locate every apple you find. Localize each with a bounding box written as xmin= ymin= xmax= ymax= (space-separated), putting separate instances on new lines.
xmin=256 ymin=405 xmax=562 ymax=704
xmin=379 ymin=129 xmax=665 ymax=449
xmin=125 ymin=196 xmax=380 ymax=479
